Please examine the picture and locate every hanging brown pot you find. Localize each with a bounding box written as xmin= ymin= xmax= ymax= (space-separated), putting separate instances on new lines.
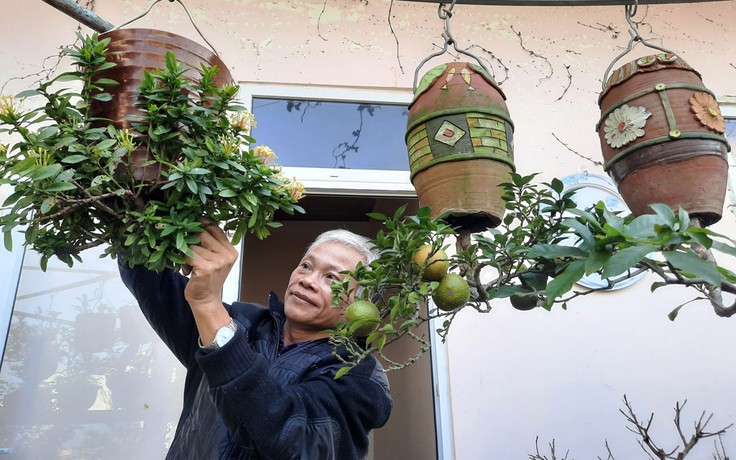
xmin=406 ymin=61 xmax=515 ymax=232
xmin=89 ymin=28 xmax=233 ymax=181
xmin=597 ymin=53 xmax=730 ymax=226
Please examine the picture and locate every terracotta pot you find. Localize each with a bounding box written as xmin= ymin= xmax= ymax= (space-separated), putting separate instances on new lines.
xmin=406 ymin=62 xmax=515 ymax=232
xmin=89 ymin=28 xmax=233 ymax=181
xmin=597 ymin=53 xmax=731 ymax=226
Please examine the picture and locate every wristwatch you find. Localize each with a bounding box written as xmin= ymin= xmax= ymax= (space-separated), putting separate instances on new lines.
xmin=198 ymin=319 xmax=237 ymax=352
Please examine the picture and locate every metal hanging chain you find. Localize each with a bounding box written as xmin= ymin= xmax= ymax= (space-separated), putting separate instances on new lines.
xmin=112 ymin=0 xmax=221 ymax=57
xmin=601 ymin=0 xmax=677 ymax=88
xmin=412 ymin=0 xmax=493 ymax=92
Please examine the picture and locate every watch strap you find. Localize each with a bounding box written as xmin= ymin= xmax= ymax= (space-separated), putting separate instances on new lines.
xmin=198 ymin=318 xmax=237 ymax=352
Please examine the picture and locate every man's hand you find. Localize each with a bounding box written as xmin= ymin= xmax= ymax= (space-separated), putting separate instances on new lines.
xmin=184 ymin=219 xmax=239 ymax=346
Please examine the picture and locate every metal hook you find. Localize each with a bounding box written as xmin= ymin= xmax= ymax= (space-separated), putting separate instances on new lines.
xmin=413 ymin=0 xmax=493 ymax=92
xmin=601 ymin=0 xmax=677 ymax=89
xmin=111 ymin=0 xmax=221 ymax=58
xmin=437 ymin=1 xmax=457 ymax=20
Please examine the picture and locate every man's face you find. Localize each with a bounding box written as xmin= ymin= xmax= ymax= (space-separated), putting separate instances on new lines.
xmin=283 ymin=241 xmax=364 ymax=340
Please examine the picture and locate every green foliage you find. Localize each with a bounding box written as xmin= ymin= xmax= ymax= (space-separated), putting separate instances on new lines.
xmin=330 ymin=172 xmax=736 ymax=372
xmin=0 ymin=32 xmax=303 ymax=271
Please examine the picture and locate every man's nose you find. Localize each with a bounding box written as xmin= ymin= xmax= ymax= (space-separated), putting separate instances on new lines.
xmin=299 ymin=271 xmax=320 ymax=289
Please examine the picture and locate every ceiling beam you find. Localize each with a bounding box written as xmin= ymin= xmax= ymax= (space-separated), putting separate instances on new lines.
xmin=401 ymin=0 xmax=728 ymax=6
xmin=41 ymin=0 xmax=113 ymax=32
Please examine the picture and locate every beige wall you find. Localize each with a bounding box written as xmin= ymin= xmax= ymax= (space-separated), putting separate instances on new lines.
xmin=2 ymin=0 xmax=736 ymax=458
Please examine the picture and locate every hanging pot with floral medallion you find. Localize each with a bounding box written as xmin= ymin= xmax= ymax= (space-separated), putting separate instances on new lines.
xmin=596 ymin=53 xmax=731 ymax=226
xmin=406 ymin=61 xmax=515 ymax=233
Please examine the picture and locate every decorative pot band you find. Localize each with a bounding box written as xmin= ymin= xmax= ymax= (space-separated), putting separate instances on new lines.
xmin=599 ymin=53 xmax=697 ymax=102
xmin=409 ymin=152 xmax=516 ymax=180
xmin=604 ymin=137 xmax=729 ymax=183
xmin=406 ymin=111 xmax=514 ymax=180
xmin=407 ymin=106 xmax=514 ymax=133
xmin=596 ymin=83 xmax=718 ymax=131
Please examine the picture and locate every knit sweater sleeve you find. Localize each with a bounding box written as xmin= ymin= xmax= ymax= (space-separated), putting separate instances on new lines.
xmin=196 ymin=327 xmax=393 ymax=460
xmin=117 ymin=259 xmax=200 ymax=367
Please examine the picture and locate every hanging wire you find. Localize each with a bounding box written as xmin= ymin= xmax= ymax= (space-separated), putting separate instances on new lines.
xmin=111 ymin=0 xmax=221 ymax=57
xmin=412 ymin=0 xmax=493 ymax=92
xmin=601 ymin=0 xmax=677 ymax=88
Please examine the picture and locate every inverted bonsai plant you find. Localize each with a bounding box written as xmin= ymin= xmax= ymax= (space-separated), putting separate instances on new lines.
xmin=0 ymin=33 xmax=303 ymax=271
xmin=329 ymin=173 xmax=736 ymax=374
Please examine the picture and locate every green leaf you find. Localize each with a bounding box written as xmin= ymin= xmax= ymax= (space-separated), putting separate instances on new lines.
xmin=42 ymin=182 xmax=77 ymax=192
xmin=3 ymin=191 xmax=24 ymax=206
xmin=649 ymin=203 xmax=676 ymax=226
xmin=3 ymin=230 xmax=12 ymax=251
xmin=217 ymin=188 xmax=237 ymax=198
xmin=526 ymin=244 xmax=587 ymax=259
xmin=584 ymin=250 xmax=610 ymax=276
xmin=161 ymin=225 xmax=178 ymax=237
xmin=546 ymin=260 xmax=585 ymax=302
xmin=711 ymin=241 xmax=736 ymax=258
xmin=54 ymin=73 xmax=82 ymax=83
xmin=40 ymin=197 xmax=54 ymax=214
xmin=38 ymin=126 xmax=59 ymax=140
xmin=375 ymin=334 xmax=387 ymax=352
xmin=663 ymin=250 xmax=722 ymax=286
xmin=185 ymin=177 xmax=198 ymax=194
xmin=149 ymin=249 xmax=165 ymax=264
xmin=562 ymin=218 xmax=594 ymax=248
xmin=61 ymin=154 xmax=88 ymax=164
xmin=176 ymin=232 xmax=187 ymax=252
xmin=625 ymin=214 xmax=664 ymax=239
xmin=334 ymin=366 xmax=353 ymax=380
xmin=686 ymin=228 xmax=713 ymax=249
xmin=94 ymin=77 xmax=120 ymax=87
xmin=91 ymin=93 xmax=113 ymax=102
xmin=667 ymin=305 xmax=684 ymax=321
xmin=601 ymin=245 xmax=657 ymax=279
xmin=96 ymin=138 xmax=117 ymax=150
xmin=29 ymin=164 xmax=62 ymax=180
xmin=677 ymin=207 xmax=690 ymax=232
xmin=15 ymin=89 xmax=40 ymax=98
xmin=650 ymin=281 xmax=667 ymax=292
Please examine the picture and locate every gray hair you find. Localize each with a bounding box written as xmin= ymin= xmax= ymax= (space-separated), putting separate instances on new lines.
xmin=305 ymin=229 xmax=378 ymax=266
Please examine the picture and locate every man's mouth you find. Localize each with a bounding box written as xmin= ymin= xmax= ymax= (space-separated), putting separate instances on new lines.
xmin=291 ymin=291 xmax=316 ymax=307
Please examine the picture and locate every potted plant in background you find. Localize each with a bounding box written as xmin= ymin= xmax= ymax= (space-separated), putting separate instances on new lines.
xmin=0 ymin=32 xmax=303 ymax=271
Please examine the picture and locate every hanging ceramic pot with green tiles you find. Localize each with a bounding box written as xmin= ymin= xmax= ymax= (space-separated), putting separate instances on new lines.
xmin=406 ymin=61 xmax=515 ymax=232
xmin=597 ymin=54 xmax=731 ymax=227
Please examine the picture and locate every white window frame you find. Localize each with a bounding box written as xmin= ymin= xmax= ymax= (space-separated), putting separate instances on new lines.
xmin=238 ymin=83 xmax=415 ymax=197
xmin=720 ymin=98 xmax=736 ymax=218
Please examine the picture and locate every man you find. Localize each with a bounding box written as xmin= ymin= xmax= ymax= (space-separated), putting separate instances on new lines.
xmin=118 ymin=222 xmax=392 ymax=459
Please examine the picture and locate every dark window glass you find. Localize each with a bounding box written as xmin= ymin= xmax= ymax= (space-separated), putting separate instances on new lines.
xmin=727 ymin=118 xmax=736 ymax=148
xmin=250 ymin=97 xmax=410 ymax=171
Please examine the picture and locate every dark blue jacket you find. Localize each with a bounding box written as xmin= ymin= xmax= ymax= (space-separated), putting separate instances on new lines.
xmin=119 ymin=262 xmax=392 ymax=460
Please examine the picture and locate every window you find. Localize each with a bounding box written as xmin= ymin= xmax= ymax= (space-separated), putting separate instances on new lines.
xmin=239 ymin=84 xmax=415 ymax=196
xmin=721 ymin=100 xmax=736 ymax=207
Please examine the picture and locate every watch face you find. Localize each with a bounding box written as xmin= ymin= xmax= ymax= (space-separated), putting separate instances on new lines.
xmin=214 ymin=325 xmax=235 ymax=347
